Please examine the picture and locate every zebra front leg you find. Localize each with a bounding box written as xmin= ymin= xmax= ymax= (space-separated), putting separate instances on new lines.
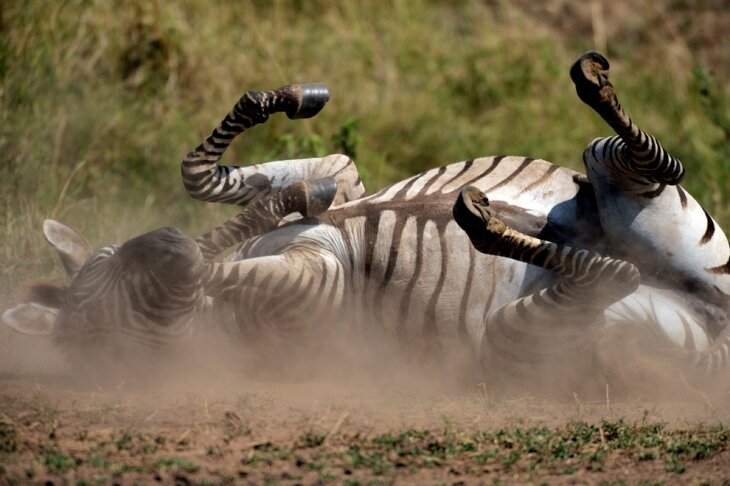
xmin=182 ymin=84 xmax=364 ymax=206
xmin=571 ymin=51 xmax=683 ymax=185
xmin=454 ymin=186 xmax=641 ymax=390
xmin=195 ymin=177 xmax=337 ymax=260
xmin=203 ymin=248 xmax=344 ymax=347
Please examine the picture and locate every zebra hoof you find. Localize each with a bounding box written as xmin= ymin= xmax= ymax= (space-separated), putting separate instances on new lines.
xmin=454 ymin=186 xmax=490 ymax=230
xmin=570 ymin=51 xmax=613 ymax=107
xmin=454 ymin=186 xmax=508 ymax=240
xmin=302 ymin=177 xmax=337 ymax=217
xmin=286 ymin=83 xmax=330 ymax=119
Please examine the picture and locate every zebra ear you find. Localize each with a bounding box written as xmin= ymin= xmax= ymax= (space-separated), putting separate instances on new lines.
xmin=2 ymin=303 xmax=58 ymax=336
xmin=42 ymin=219 xmax=92 ymax=278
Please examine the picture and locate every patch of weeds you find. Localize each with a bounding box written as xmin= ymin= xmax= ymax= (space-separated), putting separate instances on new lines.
xmin=665 ymin=459 xmax=686 ymax=474
xmin=300 ymin=431 xmax=326 ymax=448
xmin=88 ymin=453 xmax=109 ymax=469
xmin=113 ymin=431 xmax=134 ymax=451
xmin=42 ymin=452 xmax=78 ymax=472
xmin=245 ymin=440 xmax=282 ymax=466
xmin=319 ymin=468 xmax=338 ymax=481
xmin=500 ymin=450 xmax=521 ymax=467
xmin=600 ymin=420 xmax=638 ymax=449
xmin=638 ymin=450 xmax=657 ymax=461
xmin=273 ymin=447 xmax=292 ymax=461
xmin=155 ymin=457 xmax=200 ymax=474
xmin=0 ymin=422 xmax=17 ymax=453
xmin=346 ymin=445 xmax=392 ymax=475
xmin=307 ymin=461 xmax=326 ymax=472
xmin=241 ymin=450 xmax=266 ymax=466
xmin=206 ymin=445 xmax=225 ymax=458
xmin=223 ymin=411 xmax=251 ymax=439
xmin=550 ymin=436 xmax=577 ymax=460
xmin=420 ymin=454 xmax=442 ymax=468
xmin=110 ymin=464 xmax=144 ymax=477
xmin=372 ymin=432 xmax=404 ymax=449
xmin=474 ymin=448 xmax=499 ymax=464
xmin=584 ymin=450 xmax=605 ymax=469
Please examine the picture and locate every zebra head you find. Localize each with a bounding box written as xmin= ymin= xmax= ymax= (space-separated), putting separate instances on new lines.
xmin=2 ymin=220 xmax=208 ymax=367
xmin=2 ymin=179 xmax=337 ymax=368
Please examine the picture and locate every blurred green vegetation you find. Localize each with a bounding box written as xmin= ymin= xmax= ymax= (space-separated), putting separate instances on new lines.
xmin=1 ymin=0 xmax=728 ymax=296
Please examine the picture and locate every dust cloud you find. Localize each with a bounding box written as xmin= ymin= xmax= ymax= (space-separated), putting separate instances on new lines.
xmin=1 ymin=305 xmax=729 ymax=435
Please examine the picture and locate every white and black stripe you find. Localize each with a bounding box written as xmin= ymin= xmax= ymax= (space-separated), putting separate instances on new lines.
xmin=5 ymin=52 xmax=728 ymax=385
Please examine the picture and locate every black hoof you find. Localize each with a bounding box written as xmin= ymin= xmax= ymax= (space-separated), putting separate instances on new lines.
xmin=570 ymin=51 xmax=612 ymax=107
xmin=453 ymin=186 xmax=492 ymax=233
xmin=302 ymin=177 xmax=337 ymax=217
xmin=286 ymin=83 xmax=330 ymax=119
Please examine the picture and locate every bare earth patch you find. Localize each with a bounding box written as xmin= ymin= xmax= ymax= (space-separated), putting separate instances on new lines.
xmin=1 ymin=357 xmax=730 ymax=485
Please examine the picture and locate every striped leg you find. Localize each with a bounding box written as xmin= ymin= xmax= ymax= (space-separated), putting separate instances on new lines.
xmin=203 ymin=248 xmax=344 ymax=344
xmin=454 ymin=186 xmax=640 ymax=386
xmin=571 ymin=51 xmax=684 ymax=185
xmin=571 ymin=52 xmax=730 ymax=303
xmin=195 ymin=177 xmax=337 ymax=260
xmin=181 ymin=84 xmax=364 ymax=207
xmin=692 ymin=326 xmax=730 ymax=377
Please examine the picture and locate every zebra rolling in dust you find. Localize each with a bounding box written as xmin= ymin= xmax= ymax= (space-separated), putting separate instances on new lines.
xmin=3 ymin=52 xmax=729 ymax=394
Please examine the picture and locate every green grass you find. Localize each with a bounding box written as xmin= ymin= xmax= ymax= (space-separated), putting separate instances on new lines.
xmin=1 ymin=1 xmax=727 ymax=297
xmin=3 ymin=419 xmax=724 ymax=483
xmin=0 ymin=421 xmax=18 ymax=453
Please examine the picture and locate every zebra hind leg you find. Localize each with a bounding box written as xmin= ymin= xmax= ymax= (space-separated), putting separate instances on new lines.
xmin=571 ymin=52 xmax=730 ymax=305
xmin=454 ymin=186 xmax=641 ymax=392
xmin=570 ymin=51 xmax=684 ymax=185
xmin=454 ymin=186 xmax=640 ymax=309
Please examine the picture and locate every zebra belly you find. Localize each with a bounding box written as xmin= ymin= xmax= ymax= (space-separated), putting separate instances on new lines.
xmin=584 ymin=141 xmax=730 ymax=304
xmin=347 ymin=215 xmax=553 ymax=351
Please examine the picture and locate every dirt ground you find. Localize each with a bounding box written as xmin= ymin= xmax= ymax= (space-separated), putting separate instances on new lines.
xmin=2 ymin=329 xmax=730 ymax=485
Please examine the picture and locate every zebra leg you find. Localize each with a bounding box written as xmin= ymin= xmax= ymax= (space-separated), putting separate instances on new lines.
xmin=181 ymin=84 xmax=364 ymax=206
xmin=601 ymin=286 xmax=730 ymax=389
xmin=454 ymin=186 xmax=640 ymax=388
xmin=203 ymin=248 xmax=344 ymax=345
xmin=571 ymin=51 xmax=684 ymax=185
xmin=571 ymin=52 xmax=730 ymax=303
xmin=195 ymin=177 xmax=337 ymax=260
xmin=454 ymin=186 xmax=640 ymax=306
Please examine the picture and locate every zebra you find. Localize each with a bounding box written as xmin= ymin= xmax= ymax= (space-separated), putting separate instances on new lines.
xmin=3 ymin=52 xmax=728 ymax=392
xmin=2 ymin=179 xmax=337 ymax=368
